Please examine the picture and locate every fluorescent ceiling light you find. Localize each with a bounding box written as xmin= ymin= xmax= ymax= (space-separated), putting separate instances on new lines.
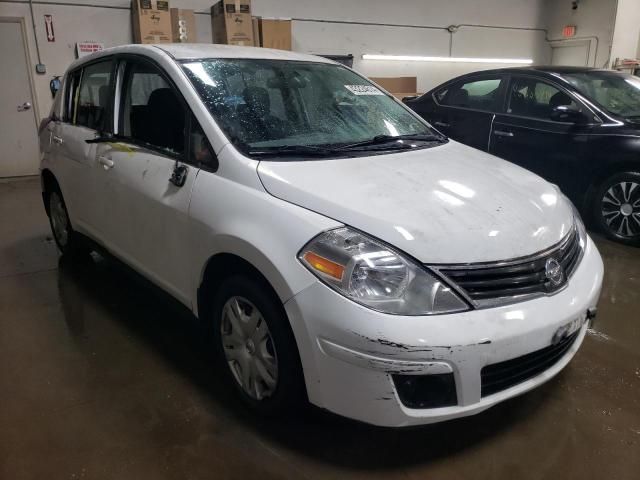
xmin=362 ymin=54 xmax=533 ymax=64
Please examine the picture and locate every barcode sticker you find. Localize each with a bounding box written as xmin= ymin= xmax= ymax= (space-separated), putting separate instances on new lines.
xmin=345 ymin=85 xmax=384 ymax=96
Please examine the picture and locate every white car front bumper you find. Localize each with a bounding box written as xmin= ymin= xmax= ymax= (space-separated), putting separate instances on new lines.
xmin=284 ymin=237 xmax=604 ymax=427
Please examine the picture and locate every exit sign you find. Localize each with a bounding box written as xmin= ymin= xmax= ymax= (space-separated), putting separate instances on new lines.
xmin=562 ymin=25 xmax=577 ymax=38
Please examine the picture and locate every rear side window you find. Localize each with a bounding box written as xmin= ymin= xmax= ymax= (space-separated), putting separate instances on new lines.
xmin=74 ymin=60 xmax=114 ymax=131
xmin=119 ymin=60 xmax=186 ymax=155
xmin=440 ymin=77 xmax=504 ymax=112
xmin=507 ymin=77 xmax=578 ymax=120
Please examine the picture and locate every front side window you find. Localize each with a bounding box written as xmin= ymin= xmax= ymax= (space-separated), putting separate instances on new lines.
xmin=507 ymin=77 xmax=578 ymax=120
xmin=439 ymin=77 xmax=503 ymax=112
xmin=119 ymin=60 xmax=186 ymax=155
xmin=561 ymin=71 xmax=640 ymax=120
xmin=75 ymin=60 xmax=113 ymax=131
xmin=182 ymin=59 xmax=439 ymax=156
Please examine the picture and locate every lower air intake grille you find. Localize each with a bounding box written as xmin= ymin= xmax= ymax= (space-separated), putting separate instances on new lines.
xmin=480 ymin=330 xmax=579 ymax=397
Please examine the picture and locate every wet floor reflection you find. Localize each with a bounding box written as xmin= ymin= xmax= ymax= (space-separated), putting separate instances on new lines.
xmin=1 ymin=178 xmax=638 ymax=478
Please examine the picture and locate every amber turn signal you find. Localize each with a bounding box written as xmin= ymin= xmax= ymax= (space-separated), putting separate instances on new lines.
xmin=302 ymin=251 xmax=345 ymax=281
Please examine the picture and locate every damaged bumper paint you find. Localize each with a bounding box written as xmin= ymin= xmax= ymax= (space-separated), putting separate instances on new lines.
xmin=284 ymin=237 xmax=603 ymax=427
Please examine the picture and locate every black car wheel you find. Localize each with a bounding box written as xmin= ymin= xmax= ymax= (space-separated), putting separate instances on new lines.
xmin=46 ymin=183 xmax=89 ymax=257
xmin=209 ymin=274 xmax=306 ymax=415
xmin=593 ymin=171 xmax=640 ymax=246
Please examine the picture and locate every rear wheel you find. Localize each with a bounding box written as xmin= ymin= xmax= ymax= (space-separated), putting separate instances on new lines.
xmin=210 ymin=274 xmax=305 ymax=415
xmin=46 ymin=185 xmax=89 ymax=257
xmin=592 ymin=171 xmax=640 ymax=246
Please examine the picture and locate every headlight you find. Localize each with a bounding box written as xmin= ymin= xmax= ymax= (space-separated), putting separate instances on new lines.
xmin=298 ymin=227 xmax=469 ymax=315
xmin=573 ymin=207 xmax=587 ymax=249
xmin=563 ymin=193 xmax=587 ymax=248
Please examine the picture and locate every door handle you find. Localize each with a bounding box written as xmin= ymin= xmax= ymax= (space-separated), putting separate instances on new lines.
xmin=52 ymin=135 xmax=63 ymax=145
xmin=434 ymin=121 xmax=450 ymax=128
xmin=493 ymin=130 xmax=514 ymax=137
xmin=98 ymin=156 xmax=114 ymax=170
xmin=17 ymin=102 xmax=32 ymax=112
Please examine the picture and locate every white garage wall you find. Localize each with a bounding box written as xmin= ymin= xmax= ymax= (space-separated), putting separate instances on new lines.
xmin=610 ymin=0 xmax=640 ymax=65
xmin=0 ymin=0 xmax=551 ymax=121
xmin=542 ymin=0 xmax=617 ymax=68
xmin=256 ymin=0 xmax=549 ymax=92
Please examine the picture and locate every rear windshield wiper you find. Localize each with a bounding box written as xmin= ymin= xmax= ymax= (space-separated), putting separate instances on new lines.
xmin=333 ymin=133 xmax=446 ymax=150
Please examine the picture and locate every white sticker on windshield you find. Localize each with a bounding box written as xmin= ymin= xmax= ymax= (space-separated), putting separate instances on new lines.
xmin=344 ymin=85 xmax=384 ymax=96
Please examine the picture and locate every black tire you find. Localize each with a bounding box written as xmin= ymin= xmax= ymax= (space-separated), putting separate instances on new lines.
xmin=46 ymin=184 xmax=90 ymax=257
xmin=591 ymin=171 xmax=640 ymax=247
xmin=209 ymin=274 xmax=306 ymax=416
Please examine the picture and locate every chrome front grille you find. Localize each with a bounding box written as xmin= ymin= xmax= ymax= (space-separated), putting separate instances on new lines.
xmin=435 ymin=228 xmax=584 ymax=307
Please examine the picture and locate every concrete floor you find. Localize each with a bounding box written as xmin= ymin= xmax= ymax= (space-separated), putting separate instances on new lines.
xmin=1 ymin=177 xmax=639 ymax=479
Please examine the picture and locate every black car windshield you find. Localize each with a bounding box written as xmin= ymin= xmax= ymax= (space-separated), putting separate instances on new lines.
xmin=182 ymin=59 xmax=442 ymax=157
xmin=561 ymin=71 xmax=640 ymax=119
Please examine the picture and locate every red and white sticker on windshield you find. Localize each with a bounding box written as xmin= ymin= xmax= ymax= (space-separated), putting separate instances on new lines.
xmin=344 ymin=85 xmax=384 ymax=96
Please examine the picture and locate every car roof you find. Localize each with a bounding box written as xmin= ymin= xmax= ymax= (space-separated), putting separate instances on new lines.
xmin=68 ymin=43 xmax=335 ymax=69
xmin=424 ymin=65 xmax=623 ymax=95
xmin=155 ymin=43 xmax=333 ymax=63
xmin=462 ymin=65 xmax=616 ymax=77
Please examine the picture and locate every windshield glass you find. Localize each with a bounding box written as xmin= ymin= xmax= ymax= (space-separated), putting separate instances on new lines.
xmin=182 ymin=59 xmax=438 ymax=155
xmin=561 ymin=71 xmax=640 ymax=119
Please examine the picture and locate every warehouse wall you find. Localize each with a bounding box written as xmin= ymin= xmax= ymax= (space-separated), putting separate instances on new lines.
xmin=610 ymin=0 xmax=640 ymax=65
xmin=542 ymin=0 xmax=617 ymax=68
xmin=0 ymin=0 xmax=550 ymax=121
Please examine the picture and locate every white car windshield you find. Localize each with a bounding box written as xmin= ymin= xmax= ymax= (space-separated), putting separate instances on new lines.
xmin=182 ymin=59 xmax=443 ymax=157
xmin=562 ymin=71 xmax=640 ymax=120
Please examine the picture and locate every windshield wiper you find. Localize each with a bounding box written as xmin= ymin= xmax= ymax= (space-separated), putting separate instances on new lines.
xmin=333 ymin=133 xmax=445 ymax=150
xmin=248 ymin=144 xmax=339 ymax=157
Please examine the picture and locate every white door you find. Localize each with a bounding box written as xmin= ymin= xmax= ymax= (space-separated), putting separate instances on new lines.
xmin=48 ymin=58 xmax=115 ymax=240
xmin=551 ymin=43 xmax=590 ymax=67
xmin=90 ymin=57 xmax=207 ymax=305
xmin=0 ymin=20 xmax=39 ymax=177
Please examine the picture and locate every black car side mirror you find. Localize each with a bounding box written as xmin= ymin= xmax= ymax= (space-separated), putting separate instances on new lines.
xmin=402 ymin=95 xmax=419 ymax=103
xmin=550 ymin=105 xmax=588 ymax=124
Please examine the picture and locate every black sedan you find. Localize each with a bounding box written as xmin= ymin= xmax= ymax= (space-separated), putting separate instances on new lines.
xmin=404 ymin=66 xmax=640 ymax=246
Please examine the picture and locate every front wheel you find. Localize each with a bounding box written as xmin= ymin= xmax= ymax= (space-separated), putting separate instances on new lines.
xmin=210 ymin=274 xmax=306 ymax=415
xmin=592 ymin=171 xmax=640 ymax=246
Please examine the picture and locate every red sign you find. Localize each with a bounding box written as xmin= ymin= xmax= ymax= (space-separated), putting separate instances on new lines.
xmin=44 ymin=15 xmax=55 ymax=42
xmin=562 ymin=25 xmax=576 ymax=38
xmin=76 ymin=41 xmax=104 ymax=58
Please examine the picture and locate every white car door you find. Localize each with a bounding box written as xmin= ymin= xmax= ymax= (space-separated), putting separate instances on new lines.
xmin=52 ymin=59 xmax=115 ymax=235
xmin=91 ymin=57 xmax=216 ymax=305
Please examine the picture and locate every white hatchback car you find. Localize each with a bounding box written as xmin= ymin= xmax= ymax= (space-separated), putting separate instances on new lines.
xmin=40 ymin=44 xmax=603 ymax=427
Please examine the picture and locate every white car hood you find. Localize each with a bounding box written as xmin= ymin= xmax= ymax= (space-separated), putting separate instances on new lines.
xmin=257 ymin=141 xmax=575 ymax=264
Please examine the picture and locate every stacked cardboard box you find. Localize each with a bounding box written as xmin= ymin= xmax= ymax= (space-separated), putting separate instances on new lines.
xmin=253 ymin=18 xmax=292 ymax=50
xmin=170 ymin=8 xmax=197 ymax=43
xmin=131 ymin=0 xmax=172 ymax=44
xmin=369 ymin=77 xmax=421 ymax=100
xmin=211 ymin=0 xmax=254 ymax=46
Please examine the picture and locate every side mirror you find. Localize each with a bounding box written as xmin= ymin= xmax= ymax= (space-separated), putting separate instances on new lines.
xmin=49 ymin=76 xmax=61 ymax=98
xmin=550 ymin=105 xmax=587 ymax=123
xmin=402 ymin=95 xmax=419 ymax=103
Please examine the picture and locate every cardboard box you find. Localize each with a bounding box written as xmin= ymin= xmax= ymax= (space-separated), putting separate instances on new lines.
xmin=252 ymin=17 xmax=260 ymax=46
xmin=211 ymin=0 xmax=254 ymax=46
xmin=256 ymin=18 xmax=291 ymax=51
xmin=170 ymin=8 xmax=197 ymax=43
xmin=369 ymin=77 xmax=417 ymax=95
xmin=131 ymin=0 xmax=172 ymax=44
